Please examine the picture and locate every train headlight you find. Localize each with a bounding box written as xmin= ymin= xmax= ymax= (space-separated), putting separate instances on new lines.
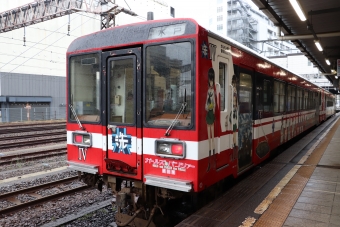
xmin=72 ymin=131 xmax=92 ymax=147
xmin=157 ymin=143 xmax=171 ymax=154
xmin=83 ymin=135 xmax=91 ymax=145
xmin=155 ymin=139 xmax=186 ymax=159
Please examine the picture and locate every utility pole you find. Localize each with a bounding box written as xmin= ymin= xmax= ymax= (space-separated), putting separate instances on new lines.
xmin=100 ymin=0 xmax=137 ymax=30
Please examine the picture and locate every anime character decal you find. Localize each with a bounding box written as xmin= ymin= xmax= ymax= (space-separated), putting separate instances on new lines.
xmin=229 ymin=75 xmax=238 ymax=160
xmin=206 ymin=68 xmax=216 ymax=172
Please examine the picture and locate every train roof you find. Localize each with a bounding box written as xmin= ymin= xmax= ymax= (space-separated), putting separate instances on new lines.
xmin=207 ymin=29 xmax=333 ymax=96
xmin=67 ymin=18 xmax=197 ymax=53
xmin=67 ymin=18 xmax=333 ymax=97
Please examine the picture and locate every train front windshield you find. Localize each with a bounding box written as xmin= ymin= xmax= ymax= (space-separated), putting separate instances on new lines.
xmin=145 ymin=42 xmax=193 ymax=127
xmin=69 ymin=53 xmax=100 ymax=122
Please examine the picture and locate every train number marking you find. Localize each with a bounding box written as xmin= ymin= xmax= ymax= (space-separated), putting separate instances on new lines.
xmin=78 ymin=147 xmax=88 ymax=161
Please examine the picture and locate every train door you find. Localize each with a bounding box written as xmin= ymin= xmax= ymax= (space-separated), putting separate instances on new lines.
xmin=103 ymin=48 xmax=142 ymax=179
xmin=216 ymin=57 xmax=230 ymax=169
xmin=238 ymin=69 xmax=253 ymax=172
xmin=315 ymin=91 xmax=320 ymax=125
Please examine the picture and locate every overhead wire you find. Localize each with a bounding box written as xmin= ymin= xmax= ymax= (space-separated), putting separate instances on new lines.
xmin=0 ymin=0 xmax=151 ymax=73
xmin=0 ymin=61 xmax=64 ymax=71
xmin=0 ymin=36 xmax=69 ymax=53
xmin=0 ymin=51 xmax=64 ymax=64
xmin=0 ymin=13 xmax=83 ymax=71
xmin=9 ymin=16 xmax=95 ymax=73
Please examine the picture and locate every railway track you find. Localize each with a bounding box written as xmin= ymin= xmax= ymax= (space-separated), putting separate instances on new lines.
xmin=0 ymin=134 xmax=66 ymax=150
xmin=0 ymin=123 xmax=65 ymax=134
xmin=0 ymin=146 xmax=66 ymax=165
xmin=0 ymin=176 xmax=88 ymax=215
xmin=0 ymin=130 xmax=65 ymax=142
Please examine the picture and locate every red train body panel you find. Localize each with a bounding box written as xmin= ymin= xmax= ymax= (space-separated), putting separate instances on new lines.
xmin=66 ymin=18 xmax=335 ymax=225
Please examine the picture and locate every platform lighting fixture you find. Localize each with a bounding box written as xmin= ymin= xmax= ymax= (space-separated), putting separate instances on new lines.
xmin=289 ymin=0 xmax=307 ymax=21
xmin=325 ymin=59 xmax=331 ymax=65
xmin=314 ymin=40 xmax=323 ymax=51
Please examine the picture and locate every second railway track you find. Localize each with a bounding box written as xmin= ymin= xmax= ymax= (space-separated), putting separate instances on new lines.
xmin=0 ymin=146 xmax=66 ymax=165
xmin=0 ymin=176 xmax=88 ymax=215
xmin=0 ymin=123 xmax=65 ymax=134
xmin=0 ymin=134 xmax=66 ymax=150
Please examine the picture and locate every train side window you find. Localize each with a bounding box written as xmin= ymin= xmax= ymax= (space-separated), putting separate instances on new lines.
xmin=239 ymin=73 xmax=252 ymax=114
xmin=303 ymin=90 xmax=308 ymax=110
xmin=219 ymin=62 xmax=227 ymax=111
xmin=309 ymin=91 xmax=312 ymax=109
xmin=319 ymin=92 xmax=322 ymax=108
xmin=287 ymin=85 xmax=296 ymax=112
xmin=274 ymin=81 xmax=285 ymax=113
xmin=287 ymin=86 xmax=291 ymax=111
xmin=263 ymin=80 xmax=271 ymax=112
xmin=297 ymin=88 xmax=302 ymax=110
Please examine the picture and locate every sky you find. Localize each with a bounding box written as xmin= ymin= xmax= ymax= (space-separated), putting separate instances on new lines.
xmin=1 ymin=0 xmax=259 ymax=28
xmin=0 ymin=0 xmax=259 ymax=75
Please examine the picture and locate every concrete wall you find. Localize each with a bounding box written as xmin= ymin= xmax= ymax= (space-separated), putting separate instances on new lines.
xmin=0 ymin=72 xmax=66 ymax=109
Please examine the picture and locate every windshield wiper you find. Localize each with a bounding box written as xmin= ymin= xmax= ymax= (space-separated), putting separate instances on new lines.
xmin=164 ymin=102 xmax=187 ymax=136
xmin=69 ymin=104 xmax=84 ymax=130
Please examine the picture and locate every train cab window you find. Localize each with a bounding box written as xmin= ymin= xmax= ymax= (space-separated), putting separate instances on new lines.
xmin=219 ymin=62 xmax=227 ymax=111
xmin=274 ymin=81 xmax=285 ymax=113
xmin=145 ymin=42 xmax=193 ymax=127
xmin=69 ymin=53 xmax=100 ymax=122
xmin=109 ymin=57 xmax=135 ymax=124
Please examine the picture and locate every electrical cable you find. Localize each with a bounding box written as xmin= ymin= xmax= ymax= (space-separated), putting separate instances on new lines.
xmin=0 ymin=13 xmax=82 ymax=70
xmin=0 ymin=36 xmax=69 ymax=53
xmin=0 ymin=51 xmax=64 ymax=64
xmin=9 ymin=16 xmax=94 ymax=73
xmin=1 ymin=1 xmax=153 ymax=73
xmin=0 ymin=61 xmax=64 ymax=71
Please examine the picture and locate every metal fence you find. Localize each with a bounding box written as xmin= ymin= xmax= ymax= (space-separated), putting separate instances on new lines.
xmin=0 ymin=107 xmax=66 ymax=122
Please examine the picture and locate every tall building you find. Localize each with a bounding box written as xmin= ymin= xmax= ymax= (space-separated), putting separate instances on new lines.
xmin=208 ymin=0 xmax=334 ymax=94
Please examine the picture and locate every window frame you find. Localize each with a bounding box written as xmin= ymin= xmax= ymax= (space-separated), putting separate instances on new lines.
xmin=68 ymin=51 xmax=102 ymax=124
xmin=107 ymin=55 xmax=137 ymax=126
xmin=143 ymin=39 xmax=196 ymax=129
xmin=273 ymin=80 xmax=286 ymax=114
xmin=218 ymin=61 xmax=227 ymax=111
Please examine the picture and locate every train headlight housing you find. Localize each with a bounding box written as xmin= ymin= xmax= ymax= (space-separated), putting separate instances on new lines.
xmin=72 ymin=131 xmax=92 ymax=147
xmin=155 ymin=139 xmax=186 ymax=159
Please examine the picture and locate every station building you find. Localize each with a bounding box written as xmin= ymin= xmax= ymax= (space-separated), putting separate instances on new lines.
xmin=0 ymin=72 xmax=65 ymax=122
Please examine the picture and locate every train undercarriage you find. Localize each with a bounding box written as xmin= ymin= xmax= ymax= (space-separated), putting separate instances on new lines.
xmin=78 ymin=172 xmax=195 ymax=227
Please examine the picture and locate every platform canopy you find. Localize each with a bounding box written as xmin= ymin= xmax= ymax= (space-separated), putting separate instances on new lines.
xmin=251 ymin=0 xmax=340 ymax=93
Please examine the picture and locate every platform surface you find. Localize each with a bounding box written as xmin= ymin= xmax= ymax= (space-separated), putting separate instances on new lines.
xmin=177 ymin=115 xmax=340 ymax=227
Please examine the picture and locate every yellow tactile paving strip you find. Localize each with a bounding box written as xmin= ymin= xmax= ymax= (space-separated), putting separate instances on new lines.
xmin=253 ymin=118 xmax=340 ymax=227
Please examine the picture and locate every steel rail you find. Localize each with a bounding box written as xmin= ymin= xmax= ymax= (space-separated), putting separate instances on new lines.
xmin=0 ymin=148 xmax=66 ymax=165
xmin=0 ymin=176 xmax=88 ymax=215
xmin=0 ymin=135 xmax=66 ymax=149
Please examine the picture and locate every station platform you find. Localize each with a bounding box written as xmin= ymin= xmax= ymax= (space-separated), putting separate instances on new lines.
xmin=177 ymin=114 xmax=340 ymax=227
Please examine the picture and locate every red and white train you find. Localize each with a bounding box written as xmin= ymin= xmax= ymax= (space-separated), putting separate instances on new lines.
xmin=66 ymin=18 xmax=335 ymax=226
